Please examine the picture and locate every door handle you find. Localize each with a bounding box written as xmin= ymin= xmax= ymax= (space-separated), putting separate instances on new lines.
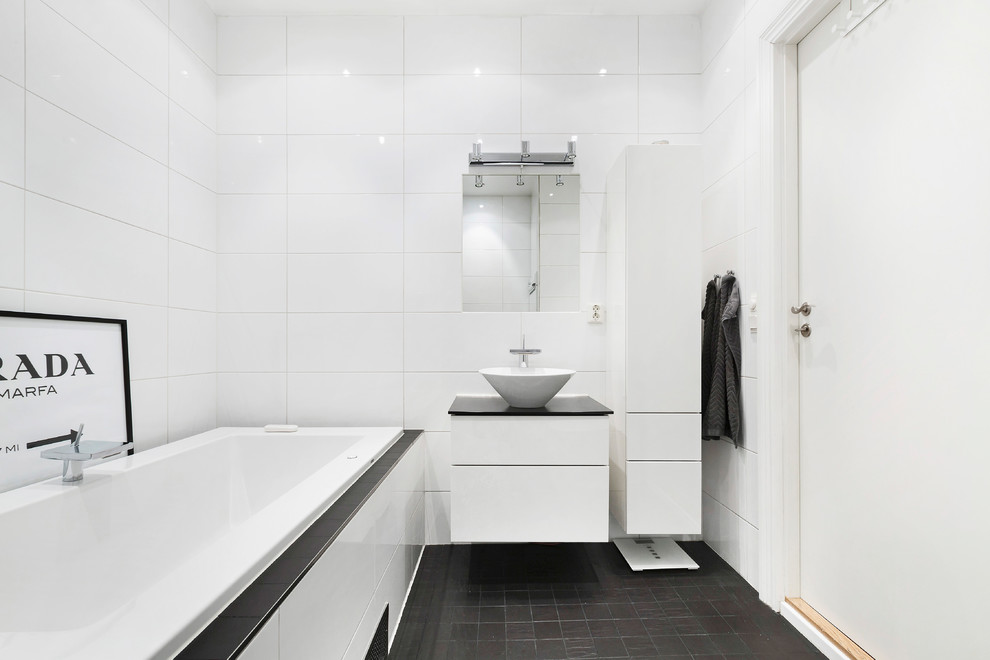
xmin=790 ymin=302 xmax=812 ymax=316
xmin=794 ymin=323 xmax=811 ymax=337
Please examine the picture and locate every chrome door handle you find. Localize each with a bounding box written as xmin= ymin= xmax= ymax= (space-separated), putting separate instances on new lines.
xmin=790 ymin=302 xmax=812 ymax=316
xmin=794 ymin=323 xmax=811 ymax=337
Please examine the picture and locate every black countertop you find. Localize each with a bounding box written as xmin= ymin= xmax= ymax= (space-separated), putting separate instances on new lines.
xmin=449 ymin=394 xmax=613 ymax=416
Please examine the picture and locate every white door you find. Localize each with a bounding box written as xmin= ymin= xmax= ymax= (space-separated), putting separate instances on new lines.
xmin=796 ymin=2 xmax=990 ymax=658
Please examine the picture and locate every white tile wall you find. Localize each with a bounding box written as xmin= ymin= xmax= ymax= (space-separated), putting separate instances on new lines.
xmin=698 ymin=0 xmax=771 ymax=587
xmin=41 ymin=0 xmax=168 ymax=92
xmin=27 ymin=0 xmax=169 ymax=163
xmin=0 ymin=0 xmax=25 ymax=85
xmin=218 ymin=194 xmax=287 ymax=254
xmin=287 ymin=16 xmax=402 ymax=75
xmin=522 ymin=16 xmax=638 ymax=74
xmin=208 ymin=14 xmax=705 ymax=545
xmin=0 ymin=0 xmax=218 ymax=473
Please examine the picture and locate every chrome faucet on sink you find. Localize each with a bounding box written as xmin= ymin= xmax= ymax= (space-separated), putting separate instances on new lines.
xmin=40 ymin=423 xmax=131 ymax=482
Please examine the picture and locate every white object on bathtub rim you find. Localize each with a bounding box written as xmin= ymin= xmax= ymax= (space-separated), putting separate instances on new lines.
xmin=264 ymin=424 xmax=299 ymax=433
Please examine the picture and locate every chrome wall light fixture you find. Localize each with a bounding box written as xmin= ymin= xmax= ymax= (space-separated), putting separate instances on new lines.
xmin=474 ymin=175 xmax=484 ymax=188
xmin=468 ymin=138 xmax=576 ymax=166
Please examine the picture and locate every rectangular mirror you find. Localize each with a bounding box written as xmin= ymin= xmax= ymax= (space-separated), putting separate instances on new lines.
xmin=462 ymin=174 xmax=579 ymax=312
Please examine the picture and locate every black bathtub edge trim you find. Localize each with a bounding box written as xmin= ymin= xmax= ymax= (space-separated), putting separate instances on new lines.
xmin=175 ymin=429 xmax=424 ymax=660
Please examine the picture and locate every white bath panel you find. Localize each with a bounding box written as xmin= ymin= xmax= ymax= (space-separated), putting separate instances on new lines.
xmin=613 ymin=537 xmax=699 ymax=571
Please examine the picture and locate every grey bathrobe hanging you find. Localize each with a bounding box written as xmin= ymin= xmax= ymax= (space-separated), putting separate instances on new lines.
xmin=702 ymin=274 xmax=742 ymax=445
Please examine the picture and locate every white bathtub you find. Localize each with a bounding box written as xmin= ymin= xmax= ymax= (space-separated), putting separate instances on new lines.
xmin=0 ymin=426 xmax=404 ymax=660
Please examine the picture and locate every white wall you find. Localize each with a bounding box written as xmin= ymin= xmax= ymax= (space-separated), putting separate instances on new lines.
xmin=697 ymin=0 xmax=789 ymax=587
xmin=214 ymin=14 xmax=703 ymax=542
xmin=0 ymin=0 xmax=218 ymax=454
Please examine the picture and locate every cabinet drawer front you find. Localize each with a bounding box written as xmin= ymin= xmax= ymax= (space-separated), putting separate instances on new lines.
xmin=626 ymin=413 xmax=700 ymax=461
xmin=451 ymin=416 xmax=609 ymax=465
xmin=625 ymin=461 xmax=701 ymax=535
xmin=450 ymin=466 xmax=608 ymax=543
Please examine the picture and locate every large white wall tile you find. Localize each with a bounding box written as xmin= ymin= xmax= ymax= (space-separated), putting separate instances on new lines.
xmin=130 ymin=377 xmax=168 ymax=451
xmin=288 ymin=254 xmax=402 ymax=312
xmin=168 ymin=308 xmax=216 ymax=376
xmin=218 ymin=17 xmax=285 ymax=75
xmin=141 ymin=0 xmax=168 ymax=22
xmin=24 ymin=194 xmax=167 ymax=305
xmin=287 ymin=313 xmax=402 ymax=372
xmin=288 ymin=135 xmax=402 ymax=194
xmin=218 ymin=135 xmax=287 ymax=194
xmin=702 ymin=94 xmax=745 ymax=188
xmin=168 ymin=34 xmax=216 ymax=131
xmin=0 ymin=182 xmax=23 ymax=289
xmin=522 ymin=16 xmax=637 ymax=74
xmin=217 ymin=75 xmax=287 ymax=135
xmin=405 ymin=16 xmax=520 ymax=74
xmin=288 ymin=75 xmax=403 ymax=135
xmin=169 ymin=174 xmax=216 ymax=251
xmin=217 ymin=194 xmax=287 ymax=254
xmin=425 ymin=491 xmax=451 ymax=544
xmin=0 ymin=77 xmax=23 ymax=187
xmin=403 ymin=312 xmax=520 ymax=372
xmin=640 ymin=15 xmax=702 ymax=74
xmin=170 ymin=102 xmax=217 ymax=191
xmin=640 ymin=75 xmax=702 ymax=134
xmin=405 ymin=75 xmax=520 ymax=134
xmin=701 ymin=0 xmax=746 ymax=71
xmin=404 ymin=194 xmax=462 ymax=253
xmin=287 ymin=16 xmax=402 ymax=75
xmin=287 ymin=194 xmax=402 ymax=253
xmin=217 ymin=373 xmax=287 ymax=426
xmin=0 ymin=0 xmax=25 ymax=85
xmin=701 ymin=163 xmax=744 ymax=249
xmin=217 ymin=254 xmax=286 ymax=312
xmin=218 ymin=313 xmax=287 ymax=372
xmin=169 ymin=240 xmax=216 ymax=311
xmin=580 ymin=193 xmax=606 ymax=253
xmin=287 ymin=373 xmax=403 ymax=426
xmin=0 ymin=288 xmax=24 ymax=311
xmin=169 ymin=0 xmax=217 ymax=70
xmin=41 ymin=0 xmax=168 ymax=92
xmin=167 ymin=373 xmax=216 ymax=442
xmin=404 ymin=254 xmax=462 ymax=312
xmin=27 ymin=96 xmax=168 ymax=232
xmin=423 ymin=431 xmax=451 ymax=491
xmin=23 ymin=291 xmax=168 ymax=380
xmin=403 ymin=372 xmax=490 ymax=432
xmin=702 ymin=24 xmax=745 ymax=129
xmin=522 ymin=75 xmax=638 ymax=134
xmin=521 ymin=312 xmax=606 ymax=371
xmin=28 ymin=1 xmax=171 ymax=162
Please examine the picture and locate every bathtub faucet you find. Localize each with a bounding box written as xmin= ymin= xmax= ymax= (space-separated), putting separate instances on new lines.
xmin=40 ymin=423 xmax=132 ymax=483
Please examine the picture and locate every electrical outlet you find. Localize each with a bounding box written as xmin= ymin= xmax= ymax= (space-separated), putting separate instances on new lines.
xmin=589 ymin=304 xmax=603 ymax=324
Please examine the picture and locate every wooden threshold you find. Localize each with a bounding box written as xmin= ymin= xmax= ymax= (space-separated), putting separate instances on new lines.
xmin=785 ymin=597 xmax=874 ymax=660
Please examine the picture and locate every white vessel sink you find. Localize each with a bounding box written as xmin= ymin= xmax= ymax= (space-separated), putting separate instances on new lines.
xmin=479 ymin=367 xmax=575 ymax=408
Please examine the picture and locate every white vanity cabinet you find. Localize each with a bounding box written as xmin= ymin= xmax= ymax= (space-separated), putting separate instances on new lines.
xmin=449 ymin=395 xmax=611 ymax=543
xmin=606 ymin=145 xmax=703 ymax=536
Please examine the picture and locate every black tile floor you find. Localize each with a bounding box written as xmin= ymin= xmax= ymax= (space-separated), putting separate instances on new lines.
xmin=391 ymin=542 xmax=825 ymax=659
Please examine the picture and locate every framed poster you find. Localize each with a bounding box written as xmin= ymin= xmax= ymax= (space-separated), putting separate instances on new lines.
xmin=0 ymin=311 xmax=133 ymax=492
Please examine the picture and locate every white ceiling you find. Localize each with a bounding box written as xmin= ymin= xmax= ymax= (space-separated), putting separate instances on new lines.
xmin=205 ymin=0 xmax=709 ymax=17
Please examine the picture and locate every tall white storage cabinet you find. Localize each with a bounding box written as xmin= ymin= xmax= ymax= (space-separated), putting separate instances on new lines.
xmin=606 ymin=145 xmax=702 ymax=535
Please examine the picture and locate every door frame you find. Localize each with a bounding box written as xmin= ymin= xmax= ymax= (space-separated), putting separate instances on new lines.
xmin=755 ymin=0 xmax=841 ymax=610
